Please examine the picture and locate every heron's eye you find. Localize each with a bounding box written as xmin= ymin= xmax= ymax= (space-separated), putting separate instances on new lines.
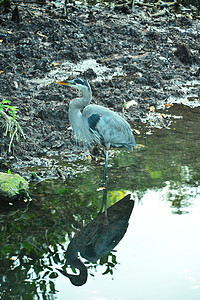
xmin=74 ymin=79 xmax=84 ymax=85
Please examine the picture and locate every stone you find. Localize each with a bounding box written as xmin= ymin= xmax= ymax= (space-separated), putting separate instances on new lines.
xmin=0 ymin=172 xmax=30 ymax=202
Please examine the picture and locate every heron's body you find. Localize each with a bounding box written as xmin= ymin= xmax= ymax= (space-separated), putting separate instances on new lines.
xmin=66 ymin=79 xmax=136 ymax=150
xmin=57 ymin=78 xmax=136 ymax=195
xmin=70 ymin=103 xmax=135 ymax=150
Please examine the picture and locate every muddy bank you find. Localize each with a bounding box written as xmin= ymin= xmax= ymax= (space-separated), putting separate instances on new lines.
xmin=0 ymin=1 xmax=199 ymax=180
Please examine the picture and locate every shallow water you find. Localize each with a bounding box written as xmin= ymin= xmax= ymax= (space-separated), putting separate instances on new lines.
xmin=0 ymin=104 xmax=200 ymax=299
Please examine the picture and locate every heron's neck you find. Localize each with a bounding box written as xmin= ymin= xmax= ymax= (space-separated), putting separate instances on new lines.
xmin=69 ymin=88 xmax=92 ymax=137
xmin=70 ymin=88 xmax=92 ymax=112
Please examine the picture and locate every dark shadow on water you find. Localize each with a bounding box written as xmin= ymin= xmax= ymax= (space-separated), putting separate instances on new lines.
xmin=56 ymin=193 xmax=134 ymax=286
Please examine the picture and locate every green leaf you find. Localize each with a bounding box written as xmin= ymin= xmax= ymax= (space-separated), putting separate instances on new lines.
xmin=2 ymin=99 xmax=11 ymax=104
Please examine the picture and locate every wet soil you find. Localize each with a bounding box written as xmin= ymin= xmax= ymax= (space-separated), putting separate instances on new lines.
xmin=0 ymin=1 xmax=199 ymax=180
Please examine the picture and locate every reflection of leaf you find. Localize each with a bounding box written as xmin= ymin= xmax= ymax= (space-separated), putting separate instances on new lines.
xmin=42 ymin=271 xmax=50 ymax=278
xmin=49 ymin=272 xmax=58 ymax=279
xmin=102 ymin=267 xmax=110 ymax=275
xmin=52 ymin=253 xmax=60 ymax=264
xmin=108 ymin=190 xmax=128 ymax=204
xmin=100 ymin=255 xmax=108 ymax=265
xmin=71 ymin=267 xmax=77 ymax=274
xmin=146 ymin=165 xmax=162 ymax=179
xmin=111 ymin=254 xmax=117 ymax=264
xmin=108 ymin=262 xmax=115 ymax=268
xmin=148 ymin=170 xmax=162 ymax=179
xmin=39 ymin=280 xmax=47 ymax=292
xmin=49 ymin=280 xmax=56 ymax=293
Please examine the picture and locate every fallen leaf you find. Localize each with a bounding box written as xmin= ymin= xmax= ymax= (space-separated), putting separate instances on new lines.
xmin=37 ymin=32 xmax=48 ymax=39
xmin=88 ymin=155 xmax=92 ymax=161
xmin=133 ymin=129 xmax=140 ymax=135
xmin=150 ymin=106 xmax=155 ymax=112
xmin=52 ymin=62 xmax=60 ymax=67
xmin=124 ymin=99 xmax=137 ymax=109
xmin=146 ymin=131 xmax=153 ymax=135
xmin=97 ymin=187 xmax=106 ymax=191
xmin=165 ymin=103 xmax=174 ymax=107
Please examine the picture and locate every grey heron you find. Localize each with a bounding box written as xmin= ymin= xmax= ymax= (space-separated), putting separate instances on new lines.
xmin=56 ymin=78 xmax=137 ymax=188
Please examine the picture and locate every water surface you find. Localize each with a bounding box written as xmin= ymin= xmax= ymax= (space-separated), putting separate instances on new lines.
xmin=0 ymin=104 xmax=200 ymax=299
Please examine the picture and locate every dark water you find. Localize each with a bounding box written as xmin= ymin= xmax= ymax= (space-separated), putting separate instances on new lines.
xmin=0 ymin=104 xmax=200 ymax=299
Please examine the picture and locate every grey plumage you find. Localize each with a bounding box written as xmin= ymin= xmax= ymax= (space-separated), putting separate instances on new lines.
xmin=57 ymin=78 xmax=136 ymax=150
xmin=56 ymin=78 xmax=136 ymax=191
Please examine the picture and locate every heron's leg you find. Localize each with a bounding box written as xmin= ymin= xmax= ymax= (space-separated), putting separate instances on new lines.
xmin=99 ymin=147 xmax=110 ymax=216
xmin=102 ymin=150 xmax=109 ymax=216
xmin=103 ymin=150 xmax=109 ymax=187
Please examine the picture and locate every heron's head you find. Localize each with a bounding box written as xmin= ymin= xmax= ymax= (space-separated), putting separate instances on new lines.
xmin=56 ymin=78 xmax=90 ymax=92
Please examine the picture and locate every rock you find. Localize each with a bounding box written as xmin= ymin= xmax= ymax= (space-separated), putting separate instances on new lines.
xmin=0 ymin=172 xmax=30 ymax=202
xmin=175 ymin=43 xmax=194 ymax=64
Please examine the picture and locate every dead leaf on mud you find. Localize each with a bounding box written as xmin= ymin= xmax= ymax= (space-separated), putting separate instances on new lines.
xmin=124 ymin=99 xmax=137 ymax=109
xmin=165 ymin=104 xmax=174 ymax=108
xmin=36 ymin=32 xmax=48 ymax=39
xmin=150 ymin=106 xmax=155 ymax=112
xmin=133 ymin=129 xmax=140 ymax=135
xmin=97 ymin=187 xmax=106 ymax=191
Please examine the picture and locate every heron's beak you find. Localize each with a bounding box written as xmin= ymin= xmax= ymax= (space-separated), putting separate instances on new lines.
xmin=56 ymin=80 xmax=69 ymax=85
xmin=56 ymin=80 xmax=76 ymax=88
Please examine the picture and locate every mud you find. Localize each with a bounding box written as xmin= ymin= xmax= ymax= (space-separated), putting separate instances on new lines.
xmin=0 ymin=1 xmax=199 ymax=180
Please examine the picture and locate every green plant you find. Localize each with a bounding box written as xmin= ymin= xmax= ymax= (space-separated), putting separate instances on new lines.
xmin=0 ymin=99 xmax=18 ymax=119
xmin=0 ymin=99 xmax=24 ymax=153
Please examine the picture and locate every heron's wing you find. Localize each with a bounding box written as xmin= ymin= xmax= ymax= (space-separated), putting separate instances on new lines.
xmin=87 ymin=113 xmax=104 ymax=145
xmin=96 ymin=112 xmax=136 ymax=149
xmin=88 ymin=113 xmax=101 ymax=131
xmin=83 ymin=104 xmax=136 ymax=148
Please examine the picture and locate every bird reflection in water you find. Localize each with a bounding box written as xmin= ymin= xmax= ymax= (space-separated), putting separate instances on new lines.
xmin=56 ymin=193 xmax=134 ymax=286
